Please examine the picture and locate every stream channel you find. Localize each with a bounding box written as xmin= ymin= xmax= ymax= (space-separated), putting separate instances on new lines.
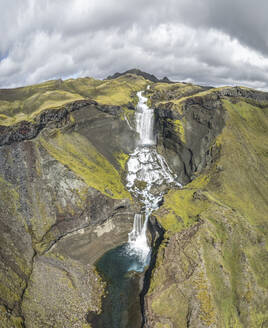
xmin=88 ymin=87 xmax=180 ymax=327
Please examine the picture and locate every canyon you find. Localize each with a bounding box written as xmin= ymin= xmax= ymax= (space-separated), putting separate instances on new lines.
xmin=0 ymin=70 xmax=267 ymax=327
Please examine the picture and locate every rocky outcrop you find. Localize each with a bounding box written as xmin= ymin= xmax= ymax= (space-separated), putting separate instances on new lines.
xmin=21 ymin=198 xmax=135 ymax=328
xmin=155 ymin=92 xmax=224 ymax=184
xmin=143 ymin=87 xmax=268 ymax=327
xmin=218 ymin=86 xmax=268 ymax=102
xmin=150 ymin=84 xmax=211 ymax=105
xmin=0 ymin=99 xmax=123 ymax=146
xmin=0 ymin=95 xmax=137 ymax=326
xmin=141 ymin=216 xmax=165 ymax=327
xmin=155 ymin=86 xmax=268 ymax=184
xmin=144 ymin=220 xmax=205 ymax=327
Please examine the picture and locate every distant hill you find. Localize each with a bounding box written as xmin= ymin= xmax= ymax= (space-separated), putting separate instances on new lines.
xmin=107 ymin=68 xmax=172 ymax=83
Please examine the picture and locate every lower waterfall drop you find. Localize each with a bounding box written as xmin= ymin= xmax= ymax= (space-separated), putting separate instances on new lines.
xmin=128 ymin=214 xmax=143 ymax=242
xmin=127 ymin=213 xmax=150 ymax=263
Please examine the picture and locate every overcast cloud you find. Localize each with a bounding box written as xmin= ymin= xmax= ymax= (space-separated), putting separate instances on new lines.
xmin=0 ymin=0 xmax=268 ymax=89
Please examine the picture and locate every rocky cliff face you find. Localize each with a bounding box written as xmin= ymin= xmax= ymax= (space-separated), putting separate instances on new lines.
xmin=143 ymin=85 xmax=268 ymax=328
xmin=0 ymin=79 xmax=142 ymax=327
xmin=0 ymin=72 xmax=267 ymax=328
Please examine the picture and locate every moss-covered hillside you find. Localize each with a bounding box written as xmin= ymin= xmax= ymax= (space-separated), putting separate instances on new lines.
xmin=0 ymin=74 xmax=148 ymax=126
xmin=0 ymin=73 xmax=150 ymax=327
xmin=145 ymin=88 xmax=268 ymax=328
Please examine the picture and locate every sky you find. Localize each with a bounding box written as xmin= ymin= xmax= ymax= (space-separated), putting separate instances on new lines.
xmin=0 ymin=0 xmax=268 ymax=90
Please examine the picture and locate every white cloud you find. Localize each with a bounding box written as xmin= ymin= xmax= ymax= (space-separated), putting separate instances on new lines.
xmin=0 ymin=0 xmax=267 ymax=90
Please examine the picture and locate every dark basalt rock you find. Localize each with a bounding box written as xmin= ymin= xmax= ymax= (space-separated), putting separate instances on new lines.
xmin=141 ymin=216 xmax=165 ymax=328
xmin=150 ymin=85 xmax=212 ymax=106
xmin=160 ymin=76 xmax=171 ymax=83
xmin=218 ymin=86 xmax=268 ymax=102
xmin=155 ymin=86 xmax=268 ymax=184
xmin=0 ymin=99 xmax=123 ymax=146
xmin=155 ymin=93 xmax=224 ymax=184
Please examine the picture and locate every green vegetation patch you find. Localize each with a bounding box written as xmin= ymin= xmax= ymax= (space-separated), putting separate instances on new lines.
xmin=170 ymin=118 xmax=186 ymax=143
xmin=0 ymin=88 xmax=84 ymax=126
xmin=194 ymin=271 xmax=217 ymax=326
xmin=213 ymin=99 xmax=268 ymax=225
xmin=94 ymin=74 xmax=149 ymax=106
xmin=114 ymin=152 xmax=129 ymax=171
xmin=119 ymin=106 xmax=136 ymax=129
xmin=0 ymin=74 xmax=149 ymax=126
xmin=154 ymin=174 xmax=209 ymax=232
xmin=150 ymin=82 xmax=204 ymax=107
xmin=39 ymin=131 xmax=131 ymax=200
xmin=152 ymin=82 xmax=202 ymax=95
xmin=150 ymin=95 xmax=268 ymax=326
xmin=0 ymin=306 xmax=24 ymax=328
xmin=151 ymin=284 xmax=188 ymax=326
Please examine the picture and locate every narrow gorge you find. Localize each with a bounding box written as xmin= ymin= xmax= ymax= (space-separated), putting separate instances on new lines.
xmin=88 ymin=87 xmax=179 ymax=327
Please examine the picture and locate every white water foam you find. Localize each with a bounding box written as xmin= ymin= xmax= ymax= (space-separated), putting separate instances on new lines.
xmin=127 ymin=214 xmax=150 ymax=263
xmin=126 ymin=89 xmax=181 ymax=264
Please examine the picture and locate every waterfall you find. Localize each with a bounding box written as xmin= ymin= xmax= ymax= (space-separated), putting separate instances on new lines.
xmin=128 ymin=214 xmax=150 ymax=262
xmin=126 ymin=88 xmax=181 ymax=264
xmin=128 ymin=214 xmax=143 ymax=242
xmin=136 ymin=91 xmax=155 ymax=146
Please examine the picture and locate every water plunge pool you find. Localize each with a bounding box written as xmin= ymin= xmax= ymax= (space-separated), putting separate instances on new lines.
xmin=88 ymin=243 xmax=148 ymax=328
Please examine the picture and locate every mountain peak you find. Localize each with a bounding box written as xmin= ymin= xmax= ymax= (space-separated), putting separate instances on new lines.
xmin=106 ymin=68 xmax=171 ymax=83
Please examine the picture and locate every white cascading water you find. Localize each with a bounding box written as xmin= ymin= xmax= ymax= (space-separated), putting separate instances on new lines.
xmin=128 ymin=214 xmax=143 ymax=242
xmin=136 ymin=91 xmax=155 ymax=146
xmin=126 ymin=87 xmax=181 ymax=264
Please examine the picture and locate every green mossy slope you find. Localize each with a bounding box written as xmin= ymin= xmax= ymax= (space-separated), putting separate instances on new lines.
xmin=147 ymin=96 xmax=268 ymax=327
xmin=0 ymin=74 xmax=149 ymax=126
xmin=0 ymin=73 xmax=141 ymax=326
xmin=39 ymin=131 xmax=131 ymax=200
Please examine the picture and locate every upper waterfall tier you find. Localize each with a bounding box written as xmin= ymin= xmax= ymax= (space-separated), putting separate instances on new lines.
xmin=136 ymin=91 xmax=156 ymax=146
xmin=126 ymin=89 xmax=180 ymax=206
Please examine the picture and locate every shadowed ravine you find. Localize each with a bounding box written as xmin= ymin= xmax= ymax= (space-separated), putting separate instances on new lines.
xmin=88 ymin=88 xmax=179 ymax=327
